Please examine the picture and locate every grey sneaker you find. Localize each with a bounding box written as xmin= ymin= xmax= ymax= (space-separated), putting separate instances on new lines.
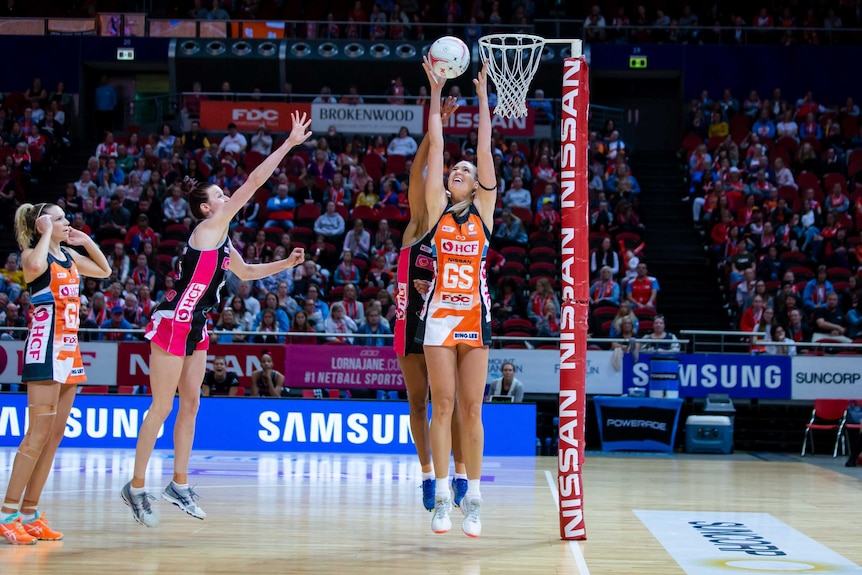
xmin=162 ymin=482 xmax=207 ymax=520
xmin=121 ymin=481 xmax=160 ymax=528
xmin=461 ymin=497 xmax=482 ymax=538
xmin=430 ymin=496 xmax=452 ymax=534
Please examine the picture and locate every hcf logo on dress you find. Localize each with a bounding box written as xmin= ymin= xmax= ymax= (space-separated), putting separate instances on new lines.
xmin=441 ymin=240 xmax=479 ymax=255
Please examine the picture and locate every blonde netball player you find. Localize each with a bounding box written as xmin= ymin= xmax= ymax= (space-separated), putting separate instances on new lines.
xmin=417 ymin=58 xmax=496 ymax=537
xmin=393 ymin=97 xmax=468 ymax=512
xmin=121 ymin=112 xmax=310 ymax=528
xmin=0 ymin=203 xmax=111 ymax=544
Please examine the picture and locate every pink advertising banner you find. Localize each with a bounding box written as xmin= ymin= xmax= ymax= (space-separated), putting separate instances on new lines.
xmin=284 ymin=345 xmax=405 ymax=389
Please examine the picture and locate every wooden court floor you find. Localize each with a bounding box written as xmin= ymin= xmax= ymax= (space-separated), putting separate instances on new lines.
xmin=1 ymin=448 xmax=861 ymax=574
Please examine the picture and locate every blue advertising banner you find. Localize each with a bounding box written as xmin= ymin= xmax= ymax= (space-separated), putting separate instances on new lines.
xmin=593 ymin=396 xmax=683 ymax=452
xmin=0 ymin=396 xmax=537 ymax=456
xmin=623 ymin=353 xmax=792 ymax=399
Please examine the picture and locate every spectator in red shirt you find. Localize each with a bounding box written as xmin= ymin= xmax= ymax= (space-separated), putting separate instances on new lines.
xmin=626 ymin=262 xmax=659 ymax=309
xmin=124 ymin=213 xmax=158 ymax=255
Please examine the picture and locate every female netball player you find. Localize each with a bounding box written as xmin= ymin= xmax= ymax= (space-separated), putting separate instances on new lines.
xmin=417 ymin=58 xmax=495 ymax=537
xmin=394 ymin=97 xmax=467 ymax=513
xmin=1 ymin=203 xmax=111 ymax=544
xmin=121 ymin=111 xmax=311 ymax=528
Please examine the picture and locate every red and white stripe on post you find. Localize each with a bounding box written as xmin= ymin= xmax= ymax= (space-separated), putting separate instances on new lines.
xmin=558 ymin=56 xmax=590 ymax=541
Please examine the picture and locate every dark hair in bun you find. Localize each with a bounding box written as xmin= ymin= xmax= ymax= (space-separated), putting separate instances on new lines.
xmin=181 ymin=175 xmax=213 ymax=219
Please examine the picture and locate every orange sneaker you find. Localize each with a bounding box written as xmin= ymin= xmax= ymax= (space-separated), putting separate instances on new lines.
xmin=0 ymin=514 xmax=37 ymax=545
xmin=22 ymin=512 xmax=63 ymax=541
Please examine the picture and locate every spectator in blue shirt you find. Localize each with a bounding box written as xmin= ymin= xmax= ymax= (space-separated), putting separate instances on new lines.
xmin=94 ymin=75 xmax=117 ymax=137
xmin=752 ymin=109 xmax=776 ymax=139
xmin=529 ymin=88 xmax=554 ymax=124
xmin=802 ymin=266 xmax=835 ymax=314
xmin=264 ymin=184 xmax=296 ymax=229
xmin=99 ymin=305 xmax=136 ymax=341
xmin=355 ymin=307 xmax=391 ymax=346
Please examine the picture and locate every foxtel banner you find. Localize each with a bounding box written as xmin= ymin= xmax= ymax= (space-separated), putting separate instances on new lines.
xmin=624 ymin=353 xmax=793 ymax=399
xmin=437 ymin=106 xmax=536 ymax=137
xmin=311 ymin=104 xmax=425 ymax=135
xmin=0 ymin=395 xmax=536 ymax=455
xmin=199 ymin=101 xmax=311 ymax=132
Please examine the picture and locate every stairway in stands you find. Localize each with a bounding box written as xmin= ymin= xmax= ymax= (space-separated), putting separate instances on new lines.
xmin=628 ymin=150 xmax=729 ymax=337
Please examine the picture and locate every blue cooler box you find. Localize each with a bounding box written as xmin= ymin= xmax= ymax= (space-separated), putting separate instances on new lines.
xmin=685 ymin=415 xmax=733 ymax=454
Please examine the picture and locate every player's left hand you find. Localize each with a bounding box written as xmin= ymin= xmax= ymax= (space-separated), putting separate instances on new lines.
xmin=65 ymin=228 xmax=91 ymax=246
xmin=413 ymin=279 xmax=431 ymax=294
xmin=473 ymin=61 xmax=489 ymax=99
xmin=285 ymin=247 xmax=305 ymax=268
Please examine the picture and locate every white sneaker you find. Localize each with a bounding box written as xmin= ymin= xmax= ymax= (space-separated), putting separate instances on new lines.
xmin=121 ymin=481 xmax=160 ymax=528
xmin=162 ymin=482 xmax=207 ymax=520
xmin=461 ymin=497 xmax=482 ymax=538
xmin=430 ymin=496 xmax=452 ymax=534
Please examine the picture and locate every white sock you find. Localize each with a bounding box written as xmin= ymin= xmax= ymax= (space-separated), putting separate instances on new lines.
xmin=421 ymin=470 xmax=435 ymax=481
xmin=435 ymin=477 xmax=450 ymax=499
xmin=466 ymin=479 xmax=481 ymax=500
xmin=454 ymin=472 xmax=467 ymax=481
xmin=130 ymin=485 xmax=146 ymax=496
xmin=172 ymin=481 xmax=189 ymax=489
xmin=21 ymin=512 xmax=36 ymax=522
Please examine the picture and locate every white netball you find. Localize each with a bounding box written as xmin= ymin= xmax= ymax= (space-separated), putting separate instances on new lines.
xmin=428 ymin=36 xmax=470 ymax=79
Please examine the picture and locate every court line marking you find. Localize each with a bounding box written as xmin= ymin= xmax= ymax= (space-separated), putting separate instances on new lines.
xmin=544 ymin=469 xmax=590 ymax=575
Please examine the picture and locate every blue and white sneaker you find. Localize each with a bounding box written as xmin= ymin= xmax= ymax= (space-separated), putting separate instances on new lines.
xmin=451 ymin=478 xmax=468 ymax=509
xmin=121 ymin=481 xmax=160 ymax=527
xmin=421 ymin=478 xmax=436 ymax=512
xmin=162 ymin=482 xmax=206 ymax=520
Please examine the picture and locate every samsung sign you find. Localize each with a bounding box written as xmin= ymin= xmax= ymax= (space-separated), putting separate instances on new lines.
xmin=624 ymin=354 xmax=792 ymax=399
xmin=0 ymin=396 xmax=536 ymax=456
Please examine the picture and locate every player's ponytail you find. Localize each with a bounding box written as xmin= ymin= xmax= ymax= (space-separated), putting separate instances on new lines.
xmin=180 ymin=175 xmax=212 ymax=219
xmin=15 ymin=202 xmax=50 ymax=250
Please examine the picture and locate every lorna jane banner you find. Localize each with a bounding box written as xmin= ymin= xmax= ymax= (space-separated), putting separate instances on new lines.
xmin=0 ymin=341 xmax=116 ymax=385
xmin=311 ymin=104 xmax=425 ymax=135
xmin=284 ymin=344 xmax=403 ymax=389
xmin=199 ymin=101 xmax=311 ymax=132
xmin=438 ymin=106 xmax=536 ymax=137
xmin=624 ymin=353 xmax=792 ymax=399
xmin=0 ymin=395 xmax=536 ymax=456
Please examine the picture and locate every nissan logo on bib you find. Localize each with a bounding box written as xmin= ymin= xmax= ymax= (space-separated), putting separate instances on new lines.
xmin=441 ymin=240 xmax=479 ymax=255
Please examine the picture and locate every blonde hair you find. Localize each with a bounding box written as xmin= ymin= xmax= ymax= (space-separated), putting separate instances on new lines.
xmin=15 ymin=202 xmax=51 ymax=250
xmin=447 ymin=161 xmax=478 ymax=219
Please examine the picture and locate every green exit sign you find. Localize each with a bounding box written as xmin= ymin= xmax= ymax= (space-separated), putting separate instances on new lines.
xmin=629 ymin=56 xmax=648 ymax=69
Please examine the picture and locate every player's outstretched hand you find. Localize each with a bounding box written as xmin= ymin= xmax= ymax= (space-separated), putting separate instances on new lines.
xmin=284 ymin=247 xmax=305 ymax=268
xmin=286 ymin=111 xmax=312 ymax=148
xmin=473 ymin=61 xmax=489 ymax=99
xmin=422 ymin=56 xmax=446 ymax=92
xmin=441 ymin=96 xmax=459 ymax=124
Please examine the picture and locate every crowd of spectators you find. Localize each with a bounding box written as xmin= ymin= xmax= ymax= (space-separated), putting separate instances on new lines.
xmin=585 ymin=2 xmax=862 ymax=45
xmin=683 ymin=85 xmax=862 ymax=351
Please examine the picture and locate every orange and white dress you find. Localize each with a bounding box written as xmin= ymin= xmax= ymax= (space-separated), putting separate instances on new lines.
xmin=416 ymin=204 xmax=492 ymax=347
xmin=22 ymin=249 xmax=86 ymax=384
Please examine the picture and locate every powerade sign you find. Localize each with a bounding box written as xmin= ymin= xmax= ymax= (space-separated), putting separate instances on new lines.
xmin=623 ymin=354 xmax=792 ymax=399
xmin=0 ymin=396 xmax=536 ymax=456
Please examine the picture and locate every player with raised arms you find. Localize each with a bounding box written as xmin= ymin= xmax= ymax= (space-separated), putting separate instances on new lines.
xmin=121 ymin=112 xmax=311 ymax=528
xmin=393 ymin=97 xmax=468 ymax=513
xmin=417 ymin=55 xmax=496 ymax=537
xmin=1 ymin=202 xmax=112 ymax=544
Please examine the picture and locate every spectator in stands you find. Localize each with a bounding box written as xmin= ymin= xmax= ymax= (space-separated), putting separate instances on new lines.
xmin=610 ymin=316 xmax=636 ymax=347
xmin=229 ymin=280 xmax=261 ymax=316
xmin=333 ymin=250 xmax=362 ymax=287
xmin=493 ymin=210 xmax=528 ymax=247
xmin=764 ymin=324 xmax=796 ymax=355
xmin=533 ymin=154 xmax=557 ymax=183
xmin=591 ymin=236 xmax=620 ymax=279
xmin=96 ymin=131 xmax=118 ymax=158
xmin=534 ymin=198 xmax=560 ymax=231
xmin=590 ymin=266 xmax=620 ymax=307
xmin=527 ymin=277 xmax=560 ymax=325
xmin=355 ymin=307 xmax=391 ymax=346
xmin=207 ymin=1 xmax=231 ymax=20
xmin=492 ymin=276 xmax=525 ymax=325
xmin=252 ymin=309 xmax=283 ymax=344
xmin=250 ymin=353 xmax=284 ymax=397
xmin=129 ymin=253 xmax=156 ymax=292
xmin=739 ymin=294 xmax=765 ymax=332
xmin=163 ymin=184 xmax=191 ymax=224
xmin=217 ymin=123 xmax=247 ymax=156
xmin=708 ymin=111 xmax=729 ymax=138
xmin=263 ymin=184 xmax=296 ymax=230
xmin=502 ymin=176 xmax=531 ymax=211
xmin=312 ymin=86 xmax=337 ymax=104
xmin=584 ymin=5 xmax=607 ymax=42
xmin=487 ymin=362 xmax=524 ymax=403
xmin=201 ymin=356 xmax=240 ymax=397
xmin=529 ymin=89 xmax=554 ymax=123
xmin=0 ymin=301 xmax=26 ymax=340
xmin=802 ymin=265 xmax=835 ymax=314
xmin=94 ymin=75 xmax=117 ymax=136
xmin=627 ymin=261 xmax=659 ymax=310
xmin=752 ymin=109 xmax=776 ymax=139
xmin=98 ymin=194 xmax=131 ymax=241
xmin=323 ymin=302 xmax=357 ymax=343
xmin=387 ymin=127 xmax=418 ymax=158
xmin=534 ymin=299 xmax=560 ymax=337
xmin=365 ymin=255 xmax=392 ymax=288
xmin=313 ymin=201 xmax=345 ymax=243
xmin=639 ymin=315 xmax=680 ymax=352
xmin=98 ymin=305 xmax=136 ymax=341
xmin=743 ymin=90 xmax=761 ymax=117
xmin=0 ymin=253 xmax=24 ymax=302
xmin=776 ymin=110 xmax=798 ymax=140
xmin=124 ymin=214 xmax=157 ymax=255
xmin=182 ymin=120 xmax=210 ymax=155
xmin=812 ymin=292 xmax=847 ymax=339
xmin=606 ymin=131 xmax=625 ymax=161
xmin=252 ymin=292 xmax=290 ymax=332
xmin=343 ymin=218 xmax=371 ymax=260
